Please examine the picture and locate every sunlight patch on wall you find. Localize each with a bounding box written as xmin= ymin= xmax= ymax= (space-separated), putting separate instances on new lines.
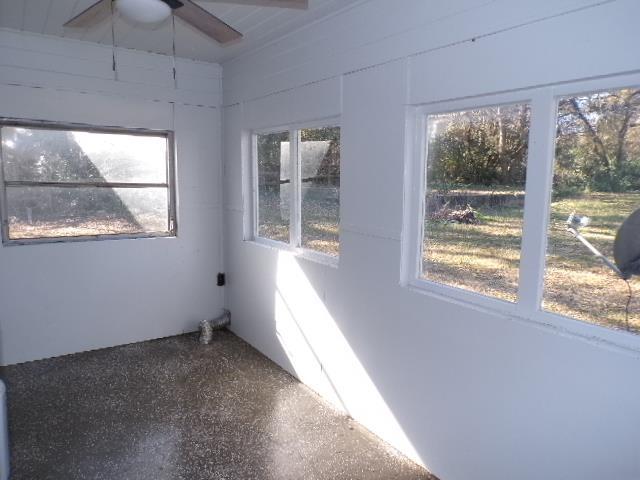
xmin=274 ymin=252 xmax=423 ymax=466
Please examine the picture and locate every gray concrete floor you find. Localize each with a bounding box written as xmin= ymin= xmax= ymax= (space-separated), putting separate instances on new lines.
xmin=1 ymin=331 xmax=434 ymax=480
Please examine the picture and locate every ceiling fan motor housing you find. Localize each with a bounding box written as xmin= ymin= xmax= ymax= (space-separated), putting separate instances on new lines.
xmin=117 ymin=0 xmax=173 ymax=23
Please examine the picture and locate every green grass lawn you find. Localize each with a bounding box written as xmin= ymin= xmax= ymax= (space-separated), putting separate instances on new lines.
xmin=258 ymin=188 xmax=340 ymax=257
xmin=424 ymin=192 xmax=640 ymax=333
xmin=424 ymin=205 xmax=523 ymax=303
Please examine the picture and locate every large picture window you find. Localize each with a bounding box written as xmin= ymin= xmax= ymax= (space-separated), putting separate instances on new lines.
xmin=0 ymin=120 xmax=176 ymax=244
xmin=254 ymin=123 xmax=340 ymax=259
xmin=406 ymin=81 xmax=640 ymax=342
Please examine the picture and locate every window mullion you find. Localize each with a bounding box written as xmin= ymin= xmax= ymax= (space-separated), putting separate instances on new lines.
xmin=403 ymin=110 xmax=426 ymax=285
xmin=0 ymin=128 xmax=9 ymax=243
xmin=167 ymin=130 xmax=177 ymax=235
xmin=517 ymin=89 xmax=557 ymax=313
xmin=290 ymin=128 xmax=301 ymax=248
xmin=250 ymin=133 xmax=259 ymax=240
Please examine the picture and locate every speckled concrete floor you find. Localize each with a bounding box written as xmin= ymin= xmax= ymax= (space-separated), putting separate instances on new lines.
xmin=1 ymin=331 xmax=434 ymax=480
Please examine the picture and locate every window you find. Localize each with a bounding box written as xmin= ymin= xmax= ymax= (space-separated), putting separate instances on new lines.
xmin=254 ymin=124 xmax=340 ymax=258
xmin=256 ymin=131 xmax=290 ymax=243
xmin=420 ymin=103 xmax=531 ymax=302
xmin=543 ymin=87 xmax=640 ymax=333
xmin=300 ymin=127 xmax=341 ymax=256
xmin=405 ymin=80 xmax=640 ymax=342
xmin=0 ymin=120 xmax=176 ymax=244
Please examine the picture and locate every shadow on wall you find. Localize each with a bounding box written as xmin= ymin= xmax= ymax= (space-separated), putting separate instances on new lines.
xmin=272 ymin=252 xmax=424 ymax=467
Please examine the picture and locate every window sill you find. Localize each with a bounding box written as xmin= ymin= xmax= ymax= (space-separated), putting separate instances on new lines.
xmin=2 ymin=231 xmax=176 ymax=247
xmin=405 ymin=278 xmax=640 ymax=356
xmin=406 ymin=277 xmax=519 ymax=315
xmin=249 ymin=237 xmax=339 ymax=268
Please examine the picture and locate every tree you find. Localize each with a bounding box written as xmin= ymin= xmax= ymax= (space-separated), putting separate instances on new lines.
xmin=256 ymin=131 xmax=289 ymax=224
xmin=428 ymin=104 xmax=530 ymax=188
xmin=555 ymin=88 xmax=640 ymax=193
xmin=2 ymin=127 xmax=139 ymax=227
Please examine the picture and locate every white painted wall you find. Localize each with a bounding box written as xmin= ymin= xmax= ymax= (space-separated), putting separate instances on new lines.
xmin=0 ymin=29 xmax=225 ymax=365
xmin=222 ymin=1 xmax=640 ymax=479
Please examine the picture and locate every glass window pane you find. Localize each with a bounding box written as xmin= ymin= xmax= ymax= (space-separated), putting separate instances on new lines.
xmin=7 ymin=186 xmax=169 ymax=239
xmin=257 ymin=131 xmax=290 ymax=243
xmin=2 ymin=127 xmax=167 ymax=184
xmin=422 ymin=103 xmax=531 ymax=302
xmin=300 ymin=127 xmax=340 ymax=256
xmin=543 ymin=88 xmax=640 ymax=332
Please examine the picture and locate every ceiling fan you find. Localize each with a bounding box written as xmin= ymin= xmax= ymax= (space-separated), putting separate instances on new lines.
xmin=64 ymin=0 xmax=309 ymax=45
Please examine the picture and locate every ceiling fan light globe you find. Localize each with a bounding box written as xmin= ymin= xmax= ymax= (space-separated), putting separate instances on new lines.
xmin=116 ymin=0 xmax=172 ymax=24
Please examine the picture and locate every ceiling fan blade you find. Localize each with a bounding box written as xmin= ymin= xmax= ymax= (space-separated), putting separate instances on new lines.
xmin=64 ymin=0 xmax=112 ymax=28
xmin=173 ymin=0 xmax=243 ymax=44
xmin=197 ymin=0 xmax=308 ymax=9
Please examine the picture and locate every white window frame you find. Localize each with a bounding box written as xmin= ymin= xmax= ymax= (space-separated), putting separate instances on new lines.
xmin=0 ymin=118 xmax=177 ymax=246
xmin=251 ymin=117 xmax=341 ymax=266
xmin=402 ymin=73 xmax=640 ymax=353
